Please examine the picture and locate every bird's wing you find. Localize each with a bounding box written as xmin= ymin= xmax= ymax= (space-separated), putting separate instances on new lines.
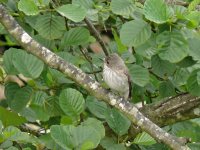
xmin=116 ymin=68 xmax=132 ymax=99
xmin=124 ymin=71 xmax=132 ymax=99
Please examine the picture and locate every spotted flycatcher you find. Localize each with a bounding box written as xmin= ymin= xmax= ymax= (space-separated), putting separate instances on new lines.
xmin=103 ymin=53 xmax=132 ymax=100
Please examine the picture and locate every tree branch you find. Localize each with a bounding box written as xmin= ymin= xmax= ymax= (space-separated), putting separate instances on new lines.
xmin=129 ymin=94 xmax=200 ymax=141
xmin=139 ymin=0 xmax=188 ymax=6
xmin=0 ymin=4 xmax=190 ymax=150
xmin=84 ymin=17 xmax=109 ymax=56
xmin=140 ymin=94 xmax=200 ymax=126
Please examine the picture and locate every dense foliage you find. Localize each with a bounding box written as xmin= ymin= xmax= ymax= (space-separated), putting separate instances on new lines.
xmin=0 ymin=0 xmax=200 ymax=149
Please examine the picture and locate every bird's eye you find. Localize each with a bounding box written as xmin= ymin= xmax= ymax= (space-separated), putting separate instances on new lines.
xmin=106 ymin=60 xmax=109 ymax=64
xmin=105 ymin=57 xmax=109 ymax=64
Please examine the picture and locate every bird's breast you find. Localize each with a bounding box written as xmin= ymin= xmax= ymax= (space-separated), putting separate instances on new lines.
xmin=103 ymin=64 xmax=129 ymax=93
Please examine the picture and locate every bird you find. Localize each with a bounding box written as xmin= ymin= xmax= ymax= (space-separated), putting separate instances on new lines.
xmin=103 ymin=53 xmax=132 ymax=100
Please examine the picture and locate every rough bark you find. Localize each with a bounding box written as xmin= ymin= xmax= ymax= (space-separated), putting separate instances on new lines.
xmin=141 ymin=94 xmax=200 ymax=126
xmin=0 ymin=4 xmax=190 ymax=150
xmin=139 ymin=0 xmax=188 ymax=6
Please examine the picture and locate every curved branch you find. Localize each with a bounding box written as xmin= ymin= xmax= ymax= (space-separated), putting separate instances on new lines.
xmin=84 ymin=18 xmax=109 ymax=56
xmin=141 ymin=94 xmax=200 ymax=126
xmin=0 ymin=4 xmax=189 ymax=150
xmin=139 ymin=0 xmax=188 ymax=6
xmin=129 ymin=94 xmax=200 ymax=141
xmin=79 ymin=46 xmax=99 ymax=81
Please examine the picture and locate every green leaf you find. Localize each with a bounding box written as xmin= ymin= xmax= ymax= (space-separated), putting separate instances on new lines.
xmin=3 ymin=126 xmax=36 ymax=143
xmin=3 ymin=126 xmax=20 ymax=140
xmin=50 ymin=125 xmax=75 ymax=150
xmin=86 ymin=96 xmax=108 ymax=119
xmin=72 ymin=0 xmax=97 ymax=21
xmin=188 ymin=143 xmax=200 ymax=150
xmin=171 ymin=121 xmax=200 ymax=142
xmin=72 ymin=0 xmax=94 ymax=10
xmin=29 ymin=104 xmax=50 ymax=121
xmin=34 ymin=0 xmax=50 ymax=7
xmin=44 ymin=96 xmax=64 ymax=117
xmin=135 ymin=35 xmax=157 ymax=59
xmin=8 ymin=131 xmax=33 ymax=143
xmin=5 ymin=146 xmax=18 ymax=150
xmin=24 ymin=15 xmax=39 ymax=29
xmin=3 ymin=48 xmax=19 ymax=75
xmin=120 ymin=20 xmax=152 ymax=47
xmin=51 ymin=119 xmax=104 ymax=150
xmin=57 ymin=52 xmax=78 ymax=65
xmin=81 ymin=118 xmax=105 ymax=139
xmin=56 ymin=4 xmax=87 ymax=22
xmin=61 ymin=116 xmax=73 ymax=125
xmin=173 ymin=5 xmax=187 ymax=19
xmin=0 ymin=67 xmax=3 ymax=79
xmin=35 ymin=14 xmax=66 ymax=40
xmin=12 ymin=49 xmax=44 ymax=78
xmin=173 ymin=68 xmax=190 ymax=86
xmin=187 ymin=70 xmax=200 ymax=96
xmin=107 ymin=144 xmax=126 ymax=150
xmin=133 ymin=132 xmax=156 ymax=146
xmin=185 ymin=11 xmax=200 ymax=28
xmin=0 ymin=140 xmax=13 ymax=149
xmin=110 ymin=0 xmax=135 ymax=16
xmin=72 ymin=126 xmax=98 ymax=149
xmin=59 ymin=88 xmax=85 ymax=118
xmin=39 ymin=134 xmax=64 ymax=150
xmin=105 ymin=108 xmax=131 ymax=136
xmin=197 ymin=72 xmax=200 ymax=85
xmin=159 ymin=81 xmax=176 ymax=98
xmin=48 ymin=68 xmax=74 ymax=85
xmin=0 ymin=120 xmax=3 ymax=132
xmin=5 ymin=84 xmax=32 ymax=113
xmin=10 ymin=86 xmax=32 ymax=112
xmin=188 ymin=37 xmax=200 ymax=61
xmin=129 ymin=64 xmax=150 ymax=87
xmin=5 ymin=83 xmax=32 ymax=112
xmin=100 ymin=137 xmax=126 ymax=150
xmin=156 ymin=31 xmax=189 ymax=63
xmin=18 ymin=0 xmax=39 ymax=15
xmin=32 ymin=91 xmax=48 ymax=105
xmin=0 ymin=23 xmax=6 ymax=34
xmin=23 ymin=148 xmax=32 ymax=150
xmin=188 ymin=0 xmax=200 ymax=12
xmin=112 ymin=28 xmax=127 ymax=54
xmin=61 ymin=27 xmax=90 ymax=47
xmin=140 ymin=143 xmax=168 ymax=150
xmin=72 ymin=0 xmax=109 ymax=22
xmin=4 ymin=48 xmax=43 ymax=79
xmin=176 ymin=56 xmax=196 ymax=68
xmin=144 ymin=0 xmax=172 ymax=24
xmin=0 ymin=106 xmax=26 ymax=127
xmin=20 ymin=107 xmax=37 ymax=122
xmin=4 ymin=82 xmax=20 ymax=101
xmin=151 ymin=55 xmax=176 ymax=78
xmin=34 ymin=35 xmax=57 ymax=51
xmin=100 ymin=137 xmax=115 ymax=148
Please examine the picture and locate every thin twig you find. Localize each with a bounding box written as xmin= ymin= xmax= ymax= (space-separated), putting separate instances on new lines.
xmin=79 ymin=46 xmax=99 ymax=81
xmin=148 ymin=69 xmax=165 ymax=81
xmin=84 ymin=18 xmax=109 ymax=56
xmin=86 ymin=70 xmax=102 ymax=74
